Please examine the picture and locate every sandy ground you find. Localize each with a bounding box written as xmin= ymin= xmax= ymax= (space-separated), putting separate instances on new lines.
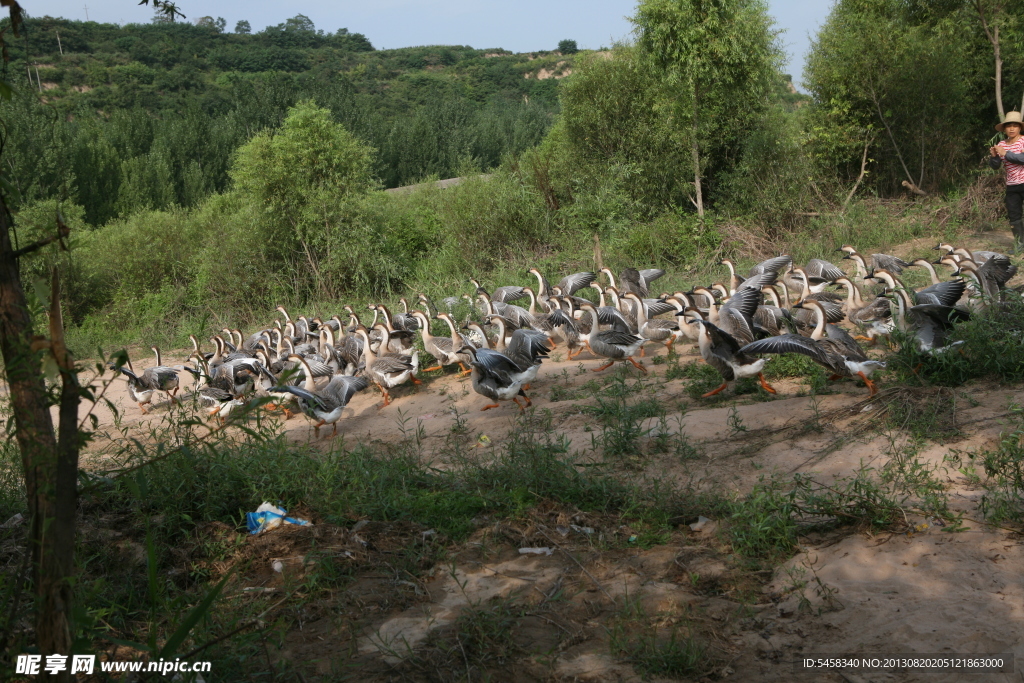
xmin=44 ymin=230 xmax=1024 ymax=681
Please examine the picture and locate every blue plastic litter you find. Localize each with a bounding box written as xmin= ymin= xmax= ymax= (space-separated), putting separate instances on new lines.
xmin=246 ymin=502 xmax=312 ymax=535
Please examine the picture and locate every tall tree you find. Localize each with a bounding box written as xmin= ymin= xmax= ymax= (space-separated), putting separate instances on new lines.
xmin=631 ymin=0 xmax=780 ymax=217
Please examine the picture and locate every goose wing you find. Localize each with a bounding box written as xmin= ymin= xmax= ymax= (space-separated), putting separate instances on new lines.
xmin=737 ymin=271 xmax=778 ymax=291
xmin=642 ymin=299 xmax=678 ymax=316
xmin=269 ymin=385 xmax=327 ymax=411
xmin=505 ymin=329 xmax=550 ymax=363
xmin=717 ymin=288 xmax=761 ymax=344
xmin=557 ymin=272 xmax=597 ymax=296
xmin=323 ymin=375 xmax=370 ymax=406
xmin=638 ymin=269 xmax=665 ymax=291
xmin=804 ymin=258 xmax=845 ymax=282
xmin=915 ymin=279 xmax=966 ymax=307
xmin=871 ymin=253 xmax=911 ymax=274
xmin=748 ymin=255 xmax=792 ymax=277
xmin=739 ymin=334 xmax=833 ymax=367
xmin=492 ymin=285 xmax=527 ymax=303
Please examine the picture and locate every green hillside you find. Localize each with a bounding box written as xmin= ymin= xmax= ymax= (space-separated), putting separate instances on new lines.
xmin=4 ymin=14 xmax=573 ymax=224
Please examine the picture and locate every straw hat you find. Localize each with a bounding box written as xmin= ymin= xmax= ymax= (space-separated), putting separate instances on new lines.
xmin=996 ymin=111 xmax=1024 ymax=132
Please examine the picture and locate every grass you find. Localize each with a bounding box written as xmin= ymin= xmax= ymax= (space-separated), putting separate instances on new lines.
xmin=608 ymin=597 xmax=712 ymax=679
xmin=952 ymin=403 xmax=1024 ymax=526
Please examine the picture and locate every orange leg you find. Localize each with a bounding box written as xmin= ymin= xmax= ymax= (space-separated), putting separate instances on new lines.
xmin=411 ymin=377 xmax=422 ymax=385
xmin=857 ymin=371 xmax=878 ymax=396
xmin=139 ymin=403 xmax=149 ymax=414
xmin=283 ymin=408 xmax=294 ymax=420
xmin=458 ymin=363 xmax=472 ymax=377
xmin=522 ymin=393 xmax=532 ymax=408
xmin=422 ymin=365 xmax=443 ymax=372
xmin=379 ymin=387 xmax=392 ymax=408
xmin=481 ymin=403 xmax=500 ymax=411
xmin=591 ymin=361 xmax=615 ymax=373
xmin=512 ymin=397 xmax=524 ymax=411
xmin=758 ymin=372 xmax=777 ymax=394
xmin=828 ymin=374 xmax=843 ymax=381
xmin=628 ymin=357 xmax=648 ymax=374
xmin=639 ymin=346 xmax=646 ymax=357
xmin=332 ymin=423 xmax=339 ymax=437
xmin=701 ymin=381 xmax=728 ymax=398
xmin=313 ymin=421 xmax=323 ymax=439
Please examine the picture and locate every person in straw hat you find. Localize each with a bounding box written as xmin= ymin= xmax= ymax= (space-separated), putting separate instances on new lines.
xmin=990 ymin=111 xmax=1024 ymax=252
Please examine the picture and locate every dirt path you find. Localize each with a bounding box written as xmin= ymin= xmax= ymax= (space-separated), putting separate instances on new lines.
xmin=44 ymin=229 xmax=1024 ymax=681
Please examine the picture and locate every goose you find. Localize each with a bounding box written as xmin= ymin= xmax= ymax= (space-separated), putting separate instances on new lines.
xmin=355 ymin=327 xmax=420 ymax=407
xmin=180 ymin=357 xmax=234 ymax=414
xmin=455 ymin=344 xmax=532 ymax=411
xmin=488 ymin=322 xmax=550 ymax=389
xmin=529 ymin=268 xmax=597 ymax=300
xmin=470 ymin=278 xmax=526 ymax=304
xmin=951 ymin=257 xmax=1017 ymax=305
xmin=411 ymin=310 xmax=470 ymax=374
xmin=739 ymin=300 xmax=885 ymax=395
xmin=269 ymin=355 xmax=369 ymax=438
xmin=932 ymin=243 xmax=1004 ymax=264
xmin=783 ymin=260 xmax=844 ymax=295
xmin=393 ymin=298 xmax=420 ymax=331
xmin=688 ymin=287 xmax=776 ymax=397
xmin=720 ymin=259 xmax=784 ymax=295
xmin=585 ymin=329 xmax=649 ymax=374
xmin=839 ymin=246 xmax=910 ymax=277
xmin=892 ymin=295 xmax=972 ymax=354
xmin=111 ymin=349 xmax=180 ymax=413
xmin=832 ymin=276 xmax=893 ymax=342
xmin=623 ymin=292 xmax=684 ymax=354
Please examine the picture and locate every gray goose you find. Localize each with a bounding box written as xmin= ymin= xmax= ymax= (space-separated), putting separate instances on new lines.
xmin=689 ymin=287 xmax=776 ymax=397
xmin=740 ymin=300 xmax=885 ymax=395
xmin=112 ymin=347 xmax=180 ymax=413
xmin=269 ymin=355 xmax=369 ymax=438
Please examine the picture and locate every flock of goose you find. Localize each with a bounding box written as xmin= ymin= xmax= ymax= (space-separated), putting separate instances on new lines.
xmin=111 ymin=241 xmax=1018 ymax=438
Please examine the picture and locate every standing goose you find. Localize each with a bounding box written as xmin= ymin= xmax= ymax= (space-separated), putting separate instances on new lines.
xmin=270 ymin=355 xmax=370 ymax=438
xmin=839 ymin=246 xmax=910 ymax=277
xmin=739 ymin=300 xmax=885 ymax=396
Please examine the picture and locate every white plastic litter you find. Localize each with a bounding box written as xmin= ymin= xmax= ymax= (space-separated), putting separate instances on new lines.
xmin=689 ymin=516 xmax=712 ymax=532
xmin=272 ymin=560 xmax=284 ymax=573
xmin=518 ymin=547 xmax=553 ymax=556
xmin=1 ymin=513 xmax=24 ymax=529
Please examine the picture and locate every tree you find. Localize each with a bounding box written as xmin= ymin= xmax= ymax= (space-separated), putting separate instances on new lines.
xmin=235 ymin=19 xmax=251 ymax=34
xmin=631 ymin=0 xmax=781 ymax=216
xmin=558 ymin=39 xmax=578 ymax=54
xmin=215 ymin=16 xmax=227 ymax=32
xmin=230 ymin=101 xmax=376 ymax=298
xmin=804 ymin=0 xmax=973 ymax=195
xmin=284 ymin=14 xmax=316 ymax=33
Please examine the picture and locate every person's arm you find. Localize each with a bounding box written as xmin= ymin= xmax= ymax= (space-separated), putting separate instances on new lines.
xmin=990 ymin=154 xmax=1003 ymax=169
xmin=1005 ymin=150 xmax=1024 ymax=164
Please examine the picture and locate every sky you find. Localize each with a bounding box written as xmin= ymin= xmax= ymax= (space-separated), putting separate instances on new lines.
xmin=27 ymin=0 xmax=831 ymax=87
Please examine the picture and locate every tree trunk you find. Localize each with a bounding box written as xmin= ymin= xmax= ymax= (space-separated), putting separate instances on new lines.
xmin=975 ymin=0 xmax=1004 ymax=119
xmin=0 ymin=198 xmax=78 ymax=683
xmin=690 ymin=109 xmax=704 ymax=217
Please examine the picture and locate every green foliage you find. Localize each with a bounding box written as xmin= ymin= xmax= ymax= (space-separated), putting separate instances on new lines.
xmin=886 ymin=294 xmax=1024 ymax=387
xmin=804 ymin=0 xmax=980 ymax=195
xmin=961 ymin=404 xmax=1024 ymax=525
xmin=557 ymin=39 xmax=579 ymax=55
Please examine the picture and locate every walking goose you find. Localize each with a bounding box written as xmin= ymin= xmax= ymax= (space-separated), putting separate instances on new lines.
xmin=411 ymin=310 xmax=470 ymax=374
xmin=455 ymin=344 xmax=533 ymax=411
xmin=112 ymin=348 xmax=180 ymax=413
xmin=354 ymin=327 xmax=420 ymax=407
xmin=270 ymin=355 xmax=369 ymax=437
xmin=739 ymin=300 xmax=885 ymax=395
xmin=689 ymin=287 xmax=776 ymax=397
